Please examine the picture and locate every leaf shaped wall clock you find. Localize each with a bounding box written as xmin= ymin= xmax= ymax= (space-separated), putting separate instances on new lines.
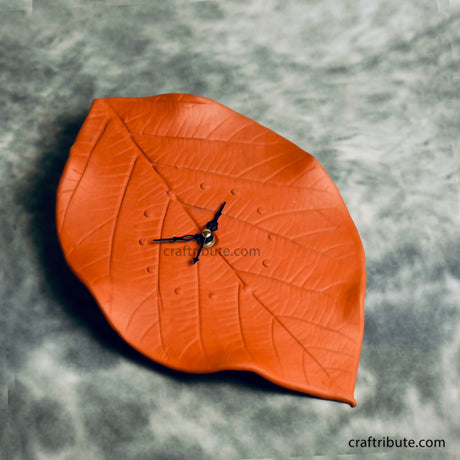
xmin=56 ymin=94 xmax=366 ymax=406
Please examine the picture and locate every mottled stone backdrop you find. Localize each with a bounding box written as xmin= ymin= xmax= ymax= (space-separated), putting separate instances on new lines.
xmin=1 ymin=1 xmax=459 ymax=458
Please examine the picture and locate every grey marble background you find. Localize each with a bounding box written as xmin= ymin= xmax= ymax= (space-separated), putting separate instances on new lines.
xmin=1 ymin=0 xmax=459 ymax=458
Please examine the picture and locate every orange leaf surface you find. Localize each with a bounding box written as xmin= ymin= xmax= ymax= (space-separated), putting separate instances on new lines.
xmin=56 ymin=94 xmax=366 ymax=406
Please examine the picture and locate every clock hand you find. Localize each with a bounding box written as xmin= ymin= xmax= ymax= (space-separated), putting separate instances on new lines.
xmin=152 ymin=202 xmax=226 ymax=263
xmin=193 ymin=239 xmax=205 ymax=264
xmin=205 ymin=201 xmax=226 ymax=232
xmin=153 ymin=230 xmax=212 ymax=264
xmin=153 ymin=233 xmax=201 ymax=243
xmin=194 ymin=203 xmax=226 ymax=263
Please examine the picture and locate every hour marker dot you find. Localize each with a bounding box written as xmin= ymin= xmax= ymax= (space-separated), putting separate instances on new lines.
xmin=147 ymin=266 xmax=155 ymax=273
xmin=262 ymin=259 xmax=271 ymax=268
xmin=231 ymin=188 xmax=238 ymax=196
xmin=175 ymin=287 xmax=182 ymax=295
xmin=257 ymin=207 xmax=265 ymax=215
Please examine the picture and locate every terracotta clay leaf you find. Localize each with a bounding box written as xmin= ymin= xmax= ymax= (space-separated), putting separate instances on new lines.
xmin=56 ymin=94 xmax=366 ymax=406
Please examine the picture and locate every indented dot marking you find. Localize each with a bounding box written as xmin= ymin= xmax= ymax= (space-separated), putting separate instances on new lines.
xmin=267 ymin=233 xmax=275 ymax=241
xmin=167 ymin=190 xmax=175 ymax=198
xmin=257 ymin=207 xmax=265 ymax=215
xmin=200 ymin=182 xmax=209 ymax=190
xmin=175 ymin=287 xmax=182 ymax=295
xmin=139 ymin=238 xmax=146 ymax=246
xmin=208 ymin=292 xmax=216 ymax=300
xmin=242 ymin=284 xmax=253 ymax=294
xmin=144 ymin=210 xmax=152 ymax=217
xmin=147 ymin=266 xmax=155 ymax=273
xmin=231 ymin=188 xmax=238 ymax=196
xmin=262 ymin=259 xmax=271 ymax=268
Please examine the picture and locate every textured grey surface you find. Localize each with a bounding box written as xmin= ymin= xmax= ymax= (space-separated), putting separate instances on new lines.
xmin=1 ymin=1 xmax=459 ymax=458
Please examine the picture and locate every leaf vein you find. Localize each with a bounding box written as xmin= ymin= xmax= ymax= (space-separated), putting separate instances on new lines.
xmin=109 ymin=157 xmax=139 ymax=276
xmin=154 ymin=160 xmax=328 ymax=193
xmin=278 ymin=315 xmax=357 ymax=344
xmin=59 ymin=118 xmax=109 ymax=233
xmin=133 ymin=131 xmax=282 ymax=147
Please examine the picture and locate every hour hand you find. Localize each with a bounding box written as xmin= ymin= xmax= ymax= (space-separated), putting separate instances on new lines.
xmin=206 ymin=201 xmax=226 ymax=232
xmin=152 ymin=233 xmax=200 ymax=243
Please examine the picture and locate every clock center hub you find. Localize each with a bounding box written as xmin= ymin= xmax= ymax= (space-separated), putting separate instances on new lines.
xmin=201 ymin=228 xmax=215 ymax=248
